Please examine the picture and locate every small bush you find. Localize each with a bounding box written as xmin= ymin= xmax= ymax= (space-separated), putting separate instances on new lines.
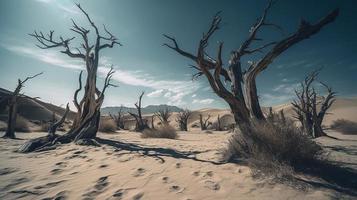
xmin=141 ymin=125 xmax=178 ymax=139
xmin=223 ymin=119 xmax=322 ymax=178
xmin=15 ymin=115 xmax=31 ymax=132
xmin=99 ymin=118 xmax=117 ymax=133
xmin=330 ymin=119 xmax=357 ymax=135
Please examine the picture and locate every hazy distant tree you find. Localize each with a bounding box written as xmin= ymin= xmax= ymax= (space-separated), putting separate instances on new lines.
xmin=21 ymin=3 xmax=120 ymax=151
xmin=292 ymin=69 xmax=336 ymax=138
xmin=216 ymin=115 xmax=222 ymax=131
xmin=176 ymin=109 xmax=192 ymax=131
xmin=199 ymin=114 xmax=211 ymax=131
xmin=110 ymin=106 xmax=125 ymax=130
xmin=151 ymin=114 xmax=156 ymax=129
xmin=163 ymin=0 xmax=338 ymax=130
xmin=129 ymin=92 xmax=149 ymax=132
xmin=155 ymin=107 xmax=171 ymax=125
xmin=2 ymin=72 xmax=42 ymax=139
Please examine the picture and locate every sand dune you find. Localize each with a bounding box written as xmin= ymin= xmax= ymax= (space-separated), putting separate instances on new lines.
xmin=0 ymin=97 xmax=357 ymax=199
xmin=1 ymin=130 xmax=356 ymax=200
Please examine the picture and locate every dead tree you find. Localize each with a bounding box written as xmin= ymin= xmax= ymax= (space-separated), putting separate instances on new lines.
xmin=2 ymin=72 xmax=43 ymax=139
xmin=176 ymin=109 xmax=192 ymax=131
xmin=163 ymin=1 xmax=338 ymax=130
xmin=279 ymin=109 xmax=286 ymax=125
xmin=110 ymin=106 xmax=125 ymax=130
xmin=151 ymin=115 xmax=156 ymax=129
xmin=18 ymin=103 xmax=70 ymax=153
xmin=21 ymin=3 xmax=119 ymax=151
xmin=199 ymin=114 xmax=211 ymax=131
xmin=155 ymin=107 xmax=171 ymax=125
xmin=216 ymin=115 xmax=222 ymax=131
xmin=129 ymin=92 xmax=148 ymax=131
xmin=292 ymin=70 xmax=336 ymax=138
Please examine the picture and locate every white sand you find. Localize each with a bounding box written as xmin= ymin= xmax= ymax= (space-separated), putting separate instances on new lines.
xmin=0 ymin=97 xmax=356 ymax=199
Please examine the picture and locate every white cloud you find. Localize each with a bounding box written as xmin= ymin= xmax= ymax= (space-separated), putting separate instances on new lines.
xmin=3 ymin=44 xmax=200 ymax=106
xmin=192 ymin=98 xmax=214 ymax=105
xmin=147 ymin=89 xmax=164 ymax=97
xmin=191 ymin=94 xmax=197 ymax=98
xmin=35 ymin=0 xmax=80 ymax=15
xmin=261 ymin=93 xmax=292 ymax=106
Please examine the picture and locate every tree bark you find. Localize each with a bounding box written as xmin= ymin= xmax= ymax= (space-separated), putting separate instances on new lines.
xmin=23 ymin=3 xmax=119 ymax=152
xmin=4 ymin=99 xmax=17 ymax=139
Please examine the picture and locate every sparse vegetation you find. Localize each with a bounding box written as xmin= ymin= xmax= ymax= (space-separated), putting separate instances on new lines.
xmin=141 ymin=125 xmax=178 ymax=139
xmin=99 ymin=118 xmax=117 ymax=133
xmin=223 ymin=119 xmax=323 ymax=178
xmin=292 ymin=69 xmax=336 ymax=138
xmin=199 ymin=114 xmax=211 ymax=131
xmin=155 ymin=107 xmax=171 ymax=125
xmin=176 ymin=109 xmax=192 ymax=131
xmin=330 ymin=119 xmax=357 ymax=135
xmin=129 ymin=92 xmax=149 ymax=132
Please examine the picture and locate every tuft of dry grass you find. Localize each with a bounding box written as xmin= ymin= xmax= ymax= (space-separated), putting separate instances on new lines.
xmin=330 ymin=119 xmax=357 ymax=135
xmin=141 ymin=125 xmax=178 ymax=139
xmin=99 ymin=118 xmax=117 ymax=133
xmin=223 ymin=119 xmax=322 ymax=178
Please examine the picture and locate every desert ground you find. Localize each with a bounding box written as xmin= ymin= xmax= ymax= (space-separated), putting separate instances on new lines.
xmin=0 ymin=98 xmax=357 ymax=200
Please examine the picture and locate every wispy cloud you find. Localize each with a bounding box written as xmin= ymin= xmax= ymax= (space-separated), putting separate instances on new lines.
xmin=3 ymin=43 xmax=200 ymax=106
xmin=35 ymin=0 xmax=80 ymax=15
xmin=262 ymin=82 xmax=300 ymax=106
xmin=192 ymin=98 xmax=214 ymax=105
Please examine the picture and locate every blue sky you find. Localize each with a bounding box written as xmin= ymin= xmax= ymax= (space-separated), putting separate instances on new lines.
xmin=0 ymin=0 xmax=356 ymax=110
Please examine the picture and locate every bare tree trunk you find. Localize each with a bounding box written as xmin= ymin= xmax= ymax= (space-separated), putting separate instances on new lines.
xmin=216 ymin=115 xmax=222 ymax=131
xmin=176 ymin=109 xmax=191 ymax=131
xmin=19 ymin=104 xmax=70 ymax=153
xmin=22 ymin=3 xmax=120 ymax=152
xmin=4 ymin=100 xmax=17 ymax=139
xmin=292 ymin=69 xmax=336 ymax=138
xmin=129 ymin=92 xmax=148 ymax=132
xmin=163 ymin=1 xmax=338 ymax=130
xmin=199 ymin=114 xmax=211 ymax=131
xmin=3 ymin=72 xmax=43 ymax=139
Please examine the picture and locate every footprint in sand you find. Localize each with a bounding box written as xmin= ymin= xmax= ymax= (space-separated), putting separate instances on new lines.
xmin=0 ymin=167 xmax=17 ymax=175
xmin=50 ymin=168 xmax=63 ymax=175
xmin=175 ymin=163 xmax=182 ymax=168
xmin=112 ymin=189 xmax=126 ymax=199
xmin=169 ymin=185 xmax=181 ymax=192
xmin=99 ymin=164 xmax=109 ymax=168
xmin=41 ymin=190 xmax=68 ymax=200
xmin=82 ymin=176 xmax=110 ymax=199
xmin=162 ymin=176 xmax=169 ymax=183
xmin=34 ymin=180 xmax=66 ymax=190
xmin=192 ymin=171 xmax=200 ymax=176
xmin=132 ymin=192 xmax=144 ymax=200
xmin=55 ymin=161 xmax=68 ymax=168
xmin=204 ymin=180 xmax=220 ymax=191
xmin=132 ymin=168 xmax=146 ymax=177
xmin=203 ymin=171 xmax=214 ymax=177
xmin=10 ymin=189 xmax=44 ymax=198
xmin=1 ymin=177 xmax=29 ymax=192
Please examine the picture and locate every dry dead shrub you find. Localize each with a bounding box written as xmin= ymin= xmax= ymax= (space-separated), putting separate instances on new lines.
xmin=223 ymin=119 xmax=322 ymax=178
xmin=99 ymin=118 xmax=117 ymax=133
xmin=141 ymin=125 xmax=178 ymax=139
xmin=330 ymin=119 xmax=357 ymax=135
xmin=15 ymin=115 xmax=31 ymax=132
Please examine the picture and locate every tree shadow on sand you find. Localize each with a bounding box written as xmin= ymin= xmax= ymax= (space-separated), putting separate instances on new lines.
xmin=97 ymin=137 xmax=357 ymax=196
xmin=294 ymin=160 xmax=357 ymax=197
xmin=95 ymin=137 xmax=224 ymax=165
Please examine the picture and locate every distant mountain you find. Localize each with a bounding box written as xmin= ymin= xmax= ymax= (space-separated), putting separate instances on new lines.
xmin=101 ymin=104 xmax=184 ymax=115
